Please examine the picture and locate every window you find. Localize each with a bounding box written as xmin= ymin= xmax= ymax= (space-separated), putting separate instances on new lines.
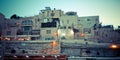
xmin=21 ymin=20 xmax=32 ymax=31
xmin=96 ymin=18 xmax=98 ymax=21
xmin=41 ymin=22 xmax=56 ymax=28
xmin=7 ymin=31 xmax=11 ymax=35
xmin=17 ymin=29 xmax=23 ymax=35
xmin=95 ymin=31 xmax=98 ymax=36
xmin=60 ymin=27 xmax=63 ymax=29
xmin=38 ymin=19 xmax=40 ymax=21
xmin=46 ymin=30 xmax=51 ymax=34
xmin=78 ymin=20 xmax=80 ymax=21
xmin=105 ymin=34 xmax=108 ymax=37
xmin=87 ymin=19 xmax=90 ymax=21
xmin=45 ymin=37 xmax=54 ymax=40
xmin=23 ymin=26 xmax=32 ymax=31
xmin=22 ymin=20 xmax=33 ymax=25
xmin=68 ymin=26 xmax=71 ymax=29
xmin=63 ymin=26 xmax=66 ymax=29
xmin=31 ymin=30 xmax=40 ymax=35
xmin=51 ymin=12 xmax=55 ymax=16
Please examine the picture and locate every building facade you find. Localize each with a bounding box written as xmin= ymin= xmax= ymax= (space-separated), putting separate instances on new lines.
xmin=0 ymin=7 xmax=120 ymax=60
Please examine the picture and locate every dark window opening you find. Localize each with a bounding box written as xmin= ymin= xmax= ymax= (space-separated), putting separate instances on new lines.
xmin=85 ymin=50 xmax=91 ymax=54
xmin=31 ymin=30 xmax=40 ymax=35
xmin=68 ymin=26 xmax=71 ymax=29
xmin=46 ymin=30 xmax=51 ymax=34
xmin=41 ymin=22 xmax=57 ymax=28
xmin=105 ymin=34 xmax=108 ymax=37
xmin=7 ymin=31 xmax=11 ymax=35
xmin=51 ymin=12 xmax=55 ymax=16
xmin=78 ymin=20 xmax=80 ymax=21
xmin=61 ymin=36 xmax=66 ymax=40
xmin=22 ymin=20 xmax=33 ymax=25
xmin=87 ymin=19 xmax=90 ymax=21
xmin=23 ymin=26 xmax=32 ymax=31
xmin=63 ymin=26 xmax=66 ymax=29
xmin=17 ymin=29 xmax=23 ymax=35
xmin=11 ymin=49 xmax=16 ymax=54
xmin=95 ymin=31 xmax=98 ymax=36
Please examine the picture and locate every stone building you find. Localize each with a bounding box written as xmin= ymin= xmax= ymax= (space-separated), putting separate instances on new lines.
xmin=0 ymin=7 xmax=120 ymax=60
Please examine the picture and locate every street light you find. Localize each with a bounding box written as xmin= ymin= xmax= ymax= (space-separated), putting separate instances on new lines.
xmin=110 ymin=44 xmax=119 ymax=49
xmin=70 ymin=30 xmax=74 ymax=35
xmin=52 ymin=40 xmax=57 ymax=47
xmin=62 ymin=33 xmax=66 ymax=36
xmin=13 ymin=55 xmax=17 ymax=58
xmin=26 ymin=55 xmax=29 ymax=58
xmin=4 ymin=37 xmax=10 ymax=41
xmin=42 ymin=55 xmax=45 ymax=58
xmin=80 ymin=33 xmax=85 ymax=37
xmin=18 ymin=37 xmax=24 ymax=41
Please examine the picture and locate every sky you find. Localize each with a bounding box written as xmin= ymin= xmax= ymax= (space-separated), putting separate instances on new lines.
xmin=0 ymin=0 xmax=120 ymax=28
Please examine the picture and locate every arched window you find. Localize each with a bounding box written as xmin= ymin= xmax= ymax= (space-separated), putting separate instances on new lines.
xmin=22 ymin=20 xmax=33 ymax=25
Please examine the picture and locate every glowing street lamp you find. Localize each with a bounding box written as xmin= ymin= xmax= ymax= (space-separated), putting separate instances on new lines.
xmin=13 ymin=55 xmax=17 ymax=58
xmin=80 ymin=33 xmax=85 ymax=37
xmin=70 ymin=30 xmax=74 ymax=35
xmin=52 ymin=40 xmax=57 ymax=47
xmin=26 ymin=55 xmax=29 ymax=58
xmin=5 ymin=37 xmax=10 ymax=41
xmin=110 ymin=44 xmax=119 ymax=49
xmin=18 ymin=37 xmax=24 ymax=41
xmin=62 ymin=33 xmax=66 ymax=36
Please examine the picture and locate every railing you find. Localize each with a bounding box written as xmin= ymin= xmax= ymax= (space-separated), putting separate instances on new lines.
xmin=61 ymin=42 xmax=110 ymax=48
xmin=68 ymin=57 xmax=120 ymax=60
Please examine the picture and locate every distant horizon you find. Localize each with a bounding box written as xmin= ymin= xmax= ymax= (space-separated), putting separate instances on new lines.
xmin=0 ymin=0 xmax=120 ymax=28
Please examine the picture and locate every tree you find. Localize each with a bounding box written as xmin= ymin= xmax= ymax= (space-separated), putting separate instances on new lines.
xmin=10 ymin=14 xmax=21 ymax=19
